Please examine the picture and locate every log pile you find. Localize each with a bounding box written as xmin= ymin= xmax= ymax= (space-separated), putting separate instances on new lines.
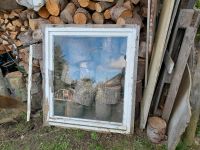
xmin=36 ymin=0 xmax=147 ymax=28
xmin=0 ymin=0 xmax=147 ymax=112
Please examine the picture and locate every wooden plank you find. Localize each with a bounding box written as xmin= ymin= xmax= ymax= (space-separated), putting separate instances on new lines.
xmin=145 ymin=0 xmax=151 ymax=87
xmin=140 ymin=0 xmax=176 ymax=129
xmin=168 ymin=9 xmax=194 ymax=54
xmin=167 ymin=65 xmax=191 ymax=150
xmin=162 ymin=27 xmax=196 ymax=122
xmin=183 ymin=49 xmax=200 ymax=146
xmin=187 ymin=0 xmax=196 ymax=9
xmin=27 ymin=45 xmax=33 ymax=122
xmin=164 ymin=0 xmax=181 ymax=55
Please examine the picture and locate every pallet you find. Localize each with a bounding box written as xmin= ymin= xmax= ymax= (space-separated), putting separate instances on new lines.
xmin=152 ymin=9 xmax=199 ymax=123
xmin=153 ymin=9 xmax=194 ymax=115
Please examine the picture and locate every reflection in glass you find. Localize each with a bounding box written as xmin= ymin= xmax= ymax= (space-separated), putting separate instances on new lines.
xmin=53 ymin=36 xmax=127 ymax=123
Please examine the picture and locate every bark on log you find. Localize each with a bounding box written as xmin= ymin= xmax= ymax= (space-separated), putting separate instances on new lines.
xmin=59 ymin=0 xmax=69 ymax=11
xmin=147 ymin=117 xmax=166 ymax=144
xmin=123 ymin=0 xmax=133 ymax=10
xmin=131 ymin=0 xmax=140 ymax=5
xmin=60 ymin=2 xmax=76 ymax=23
xmin=49 ymin=16 xmax=64 ymax=24
xmin=104 ymin=9 xmax=111 ymax=19
xmin=71 ymin=0 xmax=81 ymax=7
xmin=95 ymin=2 xmax=114 ymax=12
xmin=110 ymin=5 xmax=133 ymax=21
xmin=117 ymin=13 xmax=143 ymax=27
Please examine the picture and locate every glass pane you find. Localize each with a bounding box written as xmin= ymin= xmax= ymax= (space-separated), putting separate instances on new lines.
xmin=53 ymin=36 xmax=127 ymax=123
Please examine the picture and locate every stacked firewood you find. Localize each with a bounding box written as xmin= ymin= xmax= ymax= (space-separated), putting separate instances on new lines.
xmin=34 ymin=0 xmax=147 ymax=26
xmin=0 ymin=9 xmax=32 ymax=54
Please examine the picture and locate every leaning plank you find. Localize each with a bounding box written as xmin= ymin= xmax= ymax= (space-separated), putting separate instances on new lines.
xmin=167 ymin=65 xmax=191 ymax=150
xmin=27 ymin=45 xmax=33 ymax=122
xmin=162 ymin=27 xmax=197 ymax=122
xmin=183 ymin=51 xmax=200 ymax=146
xmin=144 ymin=0 xmax=151 ymax=86
xmin=140 ymin=0 xmax=176 ymax=129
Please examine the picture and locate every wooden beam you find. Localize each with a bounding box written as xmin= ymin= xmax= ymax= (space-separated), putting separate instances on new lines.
xmin=140 ymin=0 xmax=176 ymax=129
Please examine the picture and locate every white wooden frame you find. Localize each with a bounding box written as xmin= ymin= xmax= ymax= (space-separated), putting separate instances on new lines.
xmin=43 ymin=25 xmax=139 ymax=134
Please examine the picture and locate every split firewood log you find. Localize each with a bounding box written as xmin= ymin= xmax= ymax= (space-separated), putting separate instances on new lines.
xmin=104 ymin=9 xmax=111 ymax=19
xmin=110 ymin=5 xmax=133 ymax=21
xmin=46 ymin=0 xmax=61 ymax=16
xmin=59 ymin=0 xmax=69 ymax=11
xmin=87 ymin=1 xmax=96 ymax=10
xmin=123 ymin=0 xmax=134 ymax=10
xmin=92 ymin=12 xmax=104 ymax=24
xmin=73 ymin=8 xmax=91 ymax=24
xmin=38 ymin=6 xmax=50 ymax=19
xmin=29 ymin=18 xmax=50 ymax=30
xmin=60 ymin=2 xmax=76 ymax=23
xmin=93 ymin=0 xmax=115 ymax=2
xmin=71 ymin=0 xmax=81 ymax=7
xmin=12 ymin=19 xmax=22 ymax=27
xmin=49 ymin=16 xmax=64 ymax=24
xmin=95 ymin=2 xmax=114 ymax=12
xmin=131 ymin=0 xmax=140 ymax=5
xmin=78 ymin=0 xmax=90 ymax=7
xmin=117 ymin=13 xmax=143 ymax=27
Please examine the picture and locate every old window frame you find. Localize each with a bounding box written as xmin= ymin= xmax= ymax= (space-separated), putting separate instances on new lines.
xmin=43 ymin=25 xmax=139 ymax=134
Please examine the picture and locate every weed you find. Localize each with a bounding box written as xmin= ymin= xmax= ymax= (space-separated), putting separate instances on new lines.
xmin=195 ymin=0 xmax=200 ymax=9
xmin=196 ymin=121 xmax=200 ymax=137
xmin=134 ymin=137 xmax=154 ymax=150
xmin=176 ymin=141 xmax=189 ymax=150
xmin=40 ymin=135 xmax=70 ymax=150
xmin=91 ymin=132 xmax=98 ymax=140
xmin=75 ymin=130 xmax=85 ymax=140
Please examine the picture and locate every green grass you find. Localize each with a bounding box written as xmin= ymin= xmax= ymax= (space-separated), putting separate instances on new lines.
xmin=195 ymin=0 xmax=200 ymax=9
xmin=39 ymin=135 xmax=70 ymax=150
xmin=91 ymin=132 xmax=98 ymax=140
xmin=196 ymin=121 xmax=200 ymax=137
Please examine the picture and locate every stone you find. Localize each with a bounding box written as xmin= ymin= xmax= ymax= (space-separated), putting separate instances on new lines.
xmin=5 ymin=71 xmax=27 ymax=102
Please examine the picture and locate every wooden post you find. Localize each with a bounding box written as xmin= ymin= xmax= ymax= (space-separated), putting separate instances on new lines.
xmin=140 ymin=0 xmax=176 ymax=129
xmin=27 ymin=45 xmax=33 ymax=122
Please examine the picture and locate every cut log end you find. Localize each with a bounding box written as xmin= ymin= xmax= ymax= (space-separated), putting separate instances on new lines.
xmin=38 ymin=7 xmax=50 ymax=19
xmin=46 ymin=0 xmax=61 ymax=16
xmin=92 ymin=12 xmax=104 ymax=24
xmin=78 ymin=0 xmax=90 ymax=7
xmin=74 ymin=13 xmax=87 ymax=24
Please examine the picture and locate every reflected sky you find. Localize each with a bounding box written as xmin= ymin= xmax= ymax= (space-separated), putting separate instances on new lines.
xmin=54 ymin=36 xmax=127 ymax=83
